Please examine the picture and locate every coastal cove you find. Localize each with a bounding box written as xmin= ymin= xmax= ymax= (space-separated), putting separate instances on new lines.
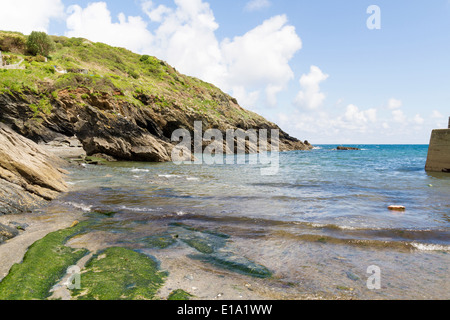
xmin=1 ymin=144 xmax=448 ymax=300
xmin=0 ymin=25 xmax=448 ymax=301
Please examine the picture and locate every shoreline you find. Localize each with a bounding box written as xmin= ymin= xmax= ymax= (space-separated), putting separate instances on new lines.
xmin=1 ymin=143 xmax=448 ymax=300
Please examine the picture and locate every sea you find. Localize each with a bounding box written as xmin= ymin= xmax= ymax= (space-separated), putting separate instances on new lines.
xmin=40 ymin=145 xmax=450 ymax=299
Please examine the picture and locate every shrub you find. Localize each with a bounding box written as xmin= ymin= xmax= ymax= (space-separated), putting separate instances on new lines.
xmin=127 ymin=69 xmax=139 ymax=79
xmin=35 ymin=55 xmax=47 ymax=63
xmin=0 ymin=32 xmax=26 ymax=54
xmin=26 ymin=31 xmax=54 ymax=57
xmin=140 ymin=55 xmax=150 ymax=62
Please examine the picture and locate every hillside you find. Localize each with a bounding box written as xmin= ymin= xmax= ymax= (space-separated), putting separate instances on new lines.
xmin=0 ymin=31 xmax=311 ymax=162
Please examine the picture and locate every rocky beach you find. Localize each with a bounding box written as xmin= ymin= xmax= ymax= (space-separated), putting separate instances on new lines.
xmin=0 ymin=31 xmax=448 ymax=301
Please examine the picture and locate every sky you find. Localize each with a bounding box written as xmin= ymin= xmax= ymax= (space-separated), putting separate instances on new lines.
xmin=1 ymin=0 xmax=449 ymax=144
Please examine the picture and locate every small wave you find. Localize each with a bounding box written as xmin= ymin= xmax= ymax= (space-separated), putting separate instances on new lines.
xmin=119 ymin=205 xmax=153 ymax=212
xmin=312 ymin=147 xmax=322 ymax=150
xmin=186 ymin=177 xmax=200 ymax=181
xmin=411 ymin=243 xmax=450 ymax=252
xmin=64 ymin=201 xmax=92 ymax=212
xmin=175 ymin=211 xmax=188 ymax=216
xmin=131 ymin=168 xmax=150 ymax=173
xmin=158 ymin=174 xmax=181 ymax=178
xmin=308 ymin=223 xmax=359 ymax=231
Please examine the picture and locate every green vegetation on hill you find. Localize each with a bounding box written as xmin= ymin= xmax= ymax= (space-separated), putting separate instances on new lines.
xmin=0 ymin=30 xmax=265 ymax=125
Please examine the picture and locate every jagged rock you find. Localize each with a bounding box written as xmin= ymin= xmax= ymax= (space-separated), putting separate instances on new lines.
xmin=75 ymin=106 xmax=172 ymax=162
xmin=0 ymin=84 xmax=312 ymax=164
xmin=0 ymin=123 xmax=68 ymax=216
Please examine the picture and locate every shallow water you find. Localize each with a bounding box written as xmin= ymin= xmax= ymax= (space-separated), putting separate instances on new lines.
xmin=43 ymin=145 xmax=450 ymax=299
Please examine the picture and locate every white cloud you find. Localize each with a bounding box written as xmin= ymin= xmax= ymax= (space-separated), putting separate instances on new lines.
xmin=344 ymin=104 xmax=377 ymax=128
xmin=294 ymin=66 xmax=329 ymax=110
xmin=392 ymin=109 xmax=406 ymax=123
xmin=142 ymin=1 xmax=172 ymax=22
xmin=277 ymin=102 xmax=378 ymax=142
xmin=387 ymin=98 xmax=402 ymax=109
xmin=244 ymin=0 xmax=271 ymax=12
xmin=220 ymin=14 xmax=302 ymax=107
xmin=413 ymin=114 xmax=424 ymax=125
xmin=431 ymin=110 xmax=444 ymax=119
xmin=231 ymin=86 xmax=260 ymax=110
xmin=141 ymin=0 xmax=226 ymax=88
xmin=0 ymin=0 xmax=65 ymax=34
xmin=66 ymin=2 xmax=153 ymax=54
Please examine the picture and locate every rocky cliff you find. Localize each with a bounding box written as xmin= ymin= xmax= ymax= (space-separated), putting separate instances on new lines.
xmin=0 ymin=31 xmax=311 ymax=163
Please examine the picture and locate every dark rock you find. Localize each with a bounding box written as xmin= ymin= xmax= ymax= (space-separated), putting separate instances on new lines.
xmin=75 ymin=106 xmax=172 ymax=162
xmin=337 ymin=146 xmax=360 ymax=151
xmin=0 ymin=223 xmax=19 ymax=243
xmin=8 ymin=221 xmax=29 ymax=231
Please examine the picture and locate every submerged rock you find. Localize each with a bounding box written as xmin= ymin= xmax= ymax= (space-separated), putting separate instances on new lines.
xmin=189 ymin=252 xmax=273 ymax=279
xmin=337 ymin=146 xmax=360 ymax=151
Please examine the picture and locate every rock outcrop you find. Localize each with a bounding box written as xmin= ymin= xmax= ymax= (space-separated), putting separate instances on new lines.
xmin=0 ymin=123 xmax=68 ymax=216
xmin=337 ymin=146 xmax=360 ymax=151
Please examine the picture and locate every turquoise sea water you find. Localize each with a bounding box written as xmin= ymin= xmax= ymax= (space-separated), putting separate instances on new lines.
xmin=45 ymin=145 xmax=450 ymax=299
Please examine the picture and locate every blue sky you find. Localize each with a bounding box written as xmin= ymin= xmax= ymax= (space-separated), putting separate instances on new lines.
xmin=1 ymin=0 xmax=449 ymax=144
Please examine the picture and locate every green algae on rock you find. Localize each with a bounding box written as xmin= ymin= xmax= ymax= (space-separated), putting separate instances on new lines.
xmin=189 ymin=252 xmax=273 ymax=279
xmin=139 ymin=233 xmax=177 ymax=249
xmin=181 ymin=238 xmax=215 ymax=254
xmin=168 ymin=222 xmax=230 ymax=239
xmin=0 ymin=221 xmax=90 ymax=300
xmin=168 ymin=289 xmax=193 ymax=301
xmin=168 ymin=223 xmax=228 ymax=254
xmin=70 ymin=247 xmax=167 ymax=300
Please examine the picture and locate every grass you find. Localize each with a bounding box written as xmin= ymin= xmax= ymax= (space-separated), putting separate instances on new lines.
xmin=29 ymin=96 xmax=53 ymax=116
